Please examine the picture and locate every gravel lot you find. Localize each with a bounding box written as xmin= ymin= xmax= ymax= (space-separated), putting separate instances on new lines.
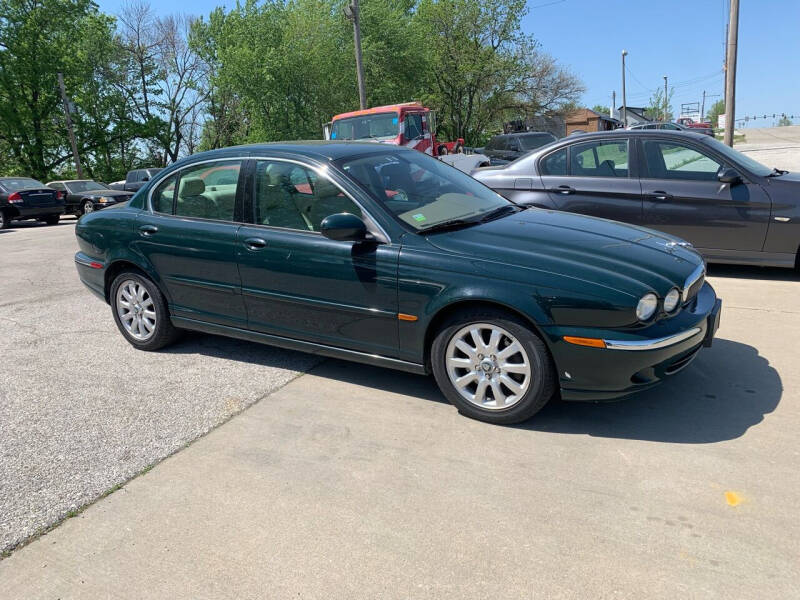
xmin=0 ymin=219 xmax=319 ymax=553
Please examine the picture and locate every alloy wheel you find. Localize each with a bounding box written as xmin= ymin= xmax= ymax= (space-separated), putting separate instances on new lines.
xmin=116 ymin=279 xmax=157 ymax=341
xmin=445 ymin=323 xmax=531 ymax=410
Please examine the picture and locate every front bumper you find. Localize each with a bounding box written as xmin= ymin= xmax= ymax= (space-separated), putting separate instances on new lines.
xmin=544 ymin=282 xmax=721 ymax=401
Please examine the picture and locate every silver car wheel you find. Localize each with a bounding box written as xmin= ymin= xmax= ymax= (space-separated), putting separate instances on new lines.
xmin=445 ymin=323 xmax=531 ymax=410
xmin=83 ymin=202 xmax=94 ymax=214
xmin=116 ymin=279 xmax=156 ymax=341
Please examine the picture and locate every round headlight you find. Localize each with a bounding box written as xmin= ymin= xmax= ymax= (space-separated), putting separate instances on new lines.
xmin=636 ymin=293 xmax=658 ymax=321
xmin=664 ymin=287 xmax=680 ymax=313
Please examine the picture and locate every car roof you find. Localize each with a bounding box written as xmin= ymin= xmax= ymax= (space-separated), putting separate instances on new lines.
xmin=183 ymin=140 xmax=417 ymax=163
xmin=0 ymin=176 xmax=38 ymax=180
xmin=493 ymin=132 xmax=553 ymax=138
xmin=564 ymin=129 xmax=708 ymax=141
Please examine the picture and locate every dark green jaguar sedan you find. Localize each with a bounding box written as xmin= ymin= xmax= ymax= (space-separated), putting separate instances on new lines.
xmin=75 ymin=142 xmax=721 ymax=424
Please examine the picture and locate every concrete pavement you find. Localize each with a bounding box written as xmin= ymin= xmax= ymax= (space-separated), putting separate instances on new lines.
xmin=1 ymin=265 xmax=798 ymax=598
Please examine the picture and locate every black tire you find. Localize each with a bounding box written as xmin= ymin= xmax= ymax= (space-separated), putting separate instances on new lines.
xmin=81 ymin=200 xmax=94 ymax=215
xmin=44 ymin=214 xmax=60 ymax=225
xmin=109 ymin=271 xmax=180 ymax=351
xmin=431 ymin=308 xmax=557 ymax=425
xmin=0 ymin=209 xmax=8 ymax=230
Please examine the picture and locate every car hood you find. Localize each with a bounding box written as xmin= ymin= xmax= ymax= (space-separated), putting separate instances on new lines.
xmin=424 ymin=208 xmax=703 ymax=297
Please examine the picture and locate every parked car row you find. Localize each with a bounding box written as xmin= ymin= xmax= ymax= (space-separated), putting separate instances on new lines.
xmin=0 ymin=167 xmax=161 ymax=229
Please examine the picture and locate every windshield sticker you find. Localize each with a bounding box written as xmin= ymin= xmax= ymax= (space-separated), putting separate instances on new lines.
xmin=330 ymin=132 xmax=337 ymax=139
xmin=392 ymin=117 xmax=398 ymax=125
xmin=412 ymin=213 xmax=426 ymax=222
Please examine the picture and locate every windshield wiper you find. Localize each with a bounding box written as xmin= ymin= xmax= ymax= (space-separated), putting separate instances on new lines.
xmin=477 ymin=204 xmax=522 ymax=223
xmin=767 ymin=168 xmax=788 ymax=177
xmin=418 ymin=219 xmax=480 ymax=234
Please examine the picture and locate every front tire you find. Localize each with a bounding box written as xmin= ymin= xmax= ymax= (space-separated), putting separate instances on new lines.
xmin=431 ymin=309 xmax=556 ymax=424
xmin=110 ymin=272 xmax=180 ymax=351
xmin=44 ymin=214 xmax=60 ymax=225
xmin=81 ymin=200 xmax=94 ymax=215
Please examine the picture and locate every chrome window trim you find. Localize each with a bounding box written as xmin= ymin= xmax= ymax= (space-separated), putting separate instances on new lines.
xmin=146 ymin=155 xmax=390 ymax=242
xmin=682 ymin=264 xmax=705 ymax=303
xmin=604 ymin=327 xmax=702 ymax=351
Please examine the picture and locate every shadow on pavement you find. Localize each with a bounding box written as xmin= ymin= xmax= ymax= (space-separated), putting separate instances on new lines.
xmin=707 ymin=263 xmax=798 ymax=281
xmin=164 ymin=332 xmax=780 ymax=444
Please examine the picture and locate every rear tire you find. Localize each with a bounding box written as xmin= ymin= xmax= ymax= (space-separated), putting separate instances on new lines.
xmin=431 ymin=309 xmax=556 ymax=425
xmin=44 ymin=214 xmax=60 ymax=225
xmin=110 ymin=272 xmax=180 ymax=351
xmin=0 ymin=209 xmax=8 ymax=230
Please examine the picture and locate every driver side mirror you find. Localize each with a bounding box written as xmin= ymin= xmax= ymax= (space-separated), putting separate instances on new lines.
xmin=717 ymin=167 xmax=742 ymax=185
xmin=320 ymin=213 xmax=370 ymax=242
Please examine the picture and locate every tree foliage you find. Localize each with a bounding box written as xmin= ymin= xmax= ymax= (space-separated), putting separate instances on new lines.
xmin=644 ymin=86 xmax=674 ymax=122
xmin=707 ymin=99 xmax=725 ymax=128
xmin=0 ymin=0 xmax=584 ymax=179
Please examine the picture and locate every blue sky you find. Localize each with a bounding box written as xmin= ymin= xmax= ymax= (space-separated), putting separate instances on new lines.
xmin=97 ymin=0 xmax=800 ymax=126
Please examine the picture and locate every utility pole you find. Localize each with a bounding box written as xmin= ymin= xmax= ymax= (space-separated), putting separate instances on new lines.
xmin=344 ymin=0 xmax=367 ymax=110
xmin=611 ymin=91 xmax=616 ymax=119
xmin=701 ymin=90 xmax=706 ymax=123
xmin=57 ymin=72 xmax=83 ymax=178
xmin=663 ymin=75 xmax=668 ymax=121
xmin=621 ymin=50 xmax=628 ymax=127
xmin=723 ymin=0 xmax=739 ymax=146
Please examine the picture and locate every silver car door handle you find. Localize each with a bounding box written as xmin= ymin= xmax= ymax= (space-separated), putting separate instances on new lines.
xmin=773 ymin=216 xmax=790 ymax=222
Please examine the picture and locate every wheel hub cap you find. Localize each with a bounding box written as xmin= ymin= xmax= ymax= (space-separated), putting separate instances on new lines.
xmin=445 ymin=323 xmax=532 ymax=411
xmin=115 ymin=280 xmax=156 ymax=342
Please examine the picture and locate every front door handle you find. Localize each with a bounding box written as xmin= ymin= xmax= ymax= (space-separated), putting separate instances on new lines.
xmin=649 ymin=191 xmax=673 ymax=201
xmin=551 ymin=185 xmax=575 ymax=195
xmin=243 ymin=237 xmax=267 ymax=250
xmin=138 ymin=224 xmax=158 ymax=236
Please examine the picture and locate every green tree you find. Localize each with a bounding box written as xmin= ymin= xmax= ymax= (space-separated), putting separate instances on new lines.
xmin=0 ymin=0 xmax=120 ymax=178
xmin=707 ymin=99 xmax=725 ymax=128
xmin=777 ymin=115 xmax=792 ymax=127
xmin=591 ymin=104 xmax=610 ymax=115
xmin=644 ymin=86 xmax=674 ymax=122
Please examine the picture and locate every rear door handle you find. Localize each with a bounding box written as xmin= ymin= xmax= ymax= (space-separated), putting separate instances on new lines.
xmin=649 ymin=191 xmax=673 ymax=201
xmin=243 ymin=237 xmax=267 ymax=250
xmin=138 ymin=224 xmax=158 ymax=236
xmin=551 ymin=185 xmax=575 ymax=195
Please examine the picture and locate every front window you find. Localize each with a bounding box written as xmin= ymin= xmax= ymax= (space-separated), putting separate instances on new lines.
xmin=642 ymin=140 xmax=721 ymax=181
xmin=518 ymin=133 xmax=555 ymax=151
xmin=330 ymin=112 xmax=400 ymax=141
xmin=65 ymin=181 xmax=109 ymax=193
xmin=1 ymin=178 xmax=45 ymax=190
xmin=337 ymin=151 xmax=510 ymax=231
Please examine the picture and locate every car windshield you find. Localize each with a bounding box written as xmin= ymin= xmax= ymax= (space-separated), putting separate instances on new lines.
xmin=330 ymin=113 xmax=399 ymax=141
xmin=2 ymin=178 xmax=45 ymax=190
xmin=337 ymin=150 xmax=511 ymax=231
xmin=704 ymin=137 xmax=774 ymax=176
xmin=67 ymin=180 xmax=109 ymax=193
xmin=519 ymin=133 xmax=555 ymax=150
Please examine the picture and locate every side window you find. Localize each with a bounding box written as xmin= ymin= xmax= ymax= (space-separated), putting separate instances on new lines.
xmin=151 ymin=174 xmax=177 ymax=214
xmin=252 ymin=160 xmax=362 ymax=232
xmin=405 ymin=114 xmax=423 ymax=139
xmin=539 ymin=148 xmax=567 ymax=176
xmin=128 ymin=170 xmax=141 ymax=182
xmin=642 ymin=140 xmax=722 ymax=181
xmin=50 ymin=182 xmax=65 ymax=191
xmin=175 ymin=161 xmax=242 ymax=221
xmin=570 ymin=140 xmax=629 ymax=177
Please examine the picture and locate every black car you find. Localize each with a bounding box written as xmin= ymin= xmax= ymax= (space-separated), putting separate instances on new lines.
xmin=473 ymin=130 xmax=800 ymax=268
xmin=47 ymin=180 xmax=134 ymax=216
xmin=0 ymin=177 xmax=64 ymax=229
xmin=482 ymin=132 xmax=558 ymax=165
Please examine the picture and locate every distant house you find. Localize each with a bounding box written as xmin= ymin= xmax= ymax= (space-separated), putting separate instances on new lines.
xmin=611 ymin=106 xmax=651 ymax=127
xmin=565 ymin=108 xmax=621 ymax=135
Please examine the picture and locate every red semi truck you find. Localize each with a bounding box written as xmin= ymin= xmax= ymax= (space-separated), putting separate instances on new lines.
xmin=324 ymin=102 xmax=464 ymax=156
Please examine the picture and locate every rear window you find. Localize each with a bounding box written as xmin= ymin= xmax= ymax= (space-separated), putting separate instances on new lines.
xmin=1 ymin=178 xmax=46 ymax=190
